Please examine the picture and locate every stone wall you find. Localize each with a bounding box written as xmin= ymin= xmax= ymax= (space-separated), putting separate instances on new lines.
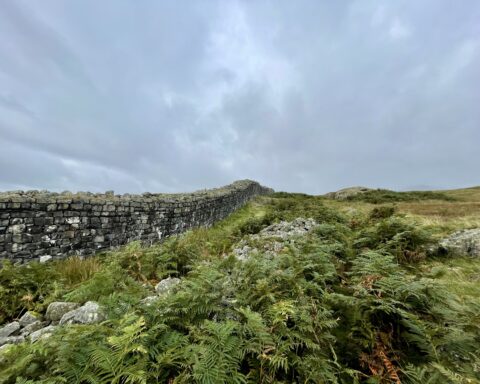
xmin=0 ymin=180 xmax=273 ymax=263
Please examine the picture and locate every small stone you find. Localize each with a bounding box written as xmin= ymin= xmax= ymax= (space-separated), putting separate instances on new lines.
xmin=39 ymin=255 xmax=53 ymax=263
xmin=46 ymin=302 xmax=79 ymax=321
xmin=29 ymin=325 xmax=57 ymax=343
xmin=0 ymin=322 xmax=20 ymax=338
xmin=59 ymin=301 xmax=105 ymax=325
xmin=18 ymin=311 xmax=40 ymax=327
xmin=155 ymin=277 xmax=181 ymax=295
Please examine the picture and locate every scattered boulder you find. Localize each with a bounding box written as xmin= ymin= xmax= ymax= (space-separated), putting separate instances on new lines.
xmin=21 ymin=321 xmax=48 ymax=336
xmin=18 ymin=311 xmax=41 ymax=327
xmin=46 ymin=302 xmax=79 ymax=321
xmin=155 ymin=277 xmax=181 ymax=295
xmin=325 ymin=186 xmax=373 ymax=200
xmin=59 ymin=301 xmax=105 ymax=325
xmin=0 ymin=335 xmax=24 ymax=347
xmin=30 ymin=325 xmax=57 ymax=343
xmin=437 ymin=229 xmax=480 ymax=257
xmin=0 ymin=322 xmax=20 ymax=338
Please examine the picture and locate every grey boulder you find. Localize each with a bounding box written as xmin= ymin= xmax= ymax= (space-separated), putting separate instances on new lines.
xmin=0 ymin=322 xmax=20 ymax=338
xmin=46 ymin=302 xmax=79 ymax=321
xmin=18 ymin=311 xmax=41 ymax=327
xmin=30 ymin=325 xmax=57 ymax=343
xmin=59 ymin=301 xmax=105 ymax=325
xmin=21 ymin=321 xmax=48 ymax=336
xmin=0 ymin=335 xmax=24 ymax=347
xmin=438 ymin=229 xmax=480 ymax=257
xmin=155 ymin=277 xmax=180 ymax=295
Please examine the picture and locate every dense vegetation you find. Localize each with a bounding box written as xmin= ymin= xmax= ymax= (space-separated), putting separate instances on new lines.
xmin=343 ymin=189 xmax=455 ymax=204
xmin=1 ymin=191 xmax=479 ymax=383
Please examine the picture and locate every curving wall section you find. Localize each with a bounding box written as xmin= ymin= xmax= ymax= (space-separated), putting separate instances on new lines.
xmin=0 ymin=180 xmax=273 ymax=263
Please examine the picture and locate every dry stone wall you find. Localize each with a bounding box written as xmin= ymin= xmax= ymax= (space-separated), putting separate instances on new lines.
xmin=0 ymin=180 xmax=272 ymax=263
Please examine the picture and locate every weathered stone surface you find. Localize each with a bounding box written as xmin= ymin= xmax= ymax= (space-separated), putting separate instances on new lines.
xmin=155 ymin=277 xmax=181 ymax=295
xmin=21 ymin=321 xmax=48 ymax=336
xmin=0 ymin=322 xmax=20 ymax=338
xmin=30 ymin=325 xmax=57 ymax=343
xmin=0 ymin=335 xmax=24 ymax=347
xmin=0 ymin=180 xmax=272 ymax=263
xmin=59 ymin=301 xmax=105 ymax=325
xmin=438 ymin=229 xmax=480 ymax=257
xmin=325 ymin=186 xmax=374 ymax=200
xmin=46 ymin=302 xmax=80 ymax=321
xmin=18 ymin=311 xmax=40 ymax=327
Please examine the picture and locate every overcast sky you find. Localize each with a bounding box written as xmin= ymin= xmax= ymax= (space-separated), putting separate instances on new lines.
xmin=0 ymin=1 xmax=479 ymax=194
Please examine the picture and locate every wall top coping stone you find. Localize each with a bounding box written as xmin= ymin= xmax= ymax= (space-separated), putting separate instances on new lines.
xmin=0 ymin=180 xmax=273 ymax=204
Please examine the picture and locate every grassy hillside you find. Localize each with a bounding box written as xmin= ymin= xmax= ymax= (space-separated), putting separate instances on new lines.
xmin=1 ymin=187 xmax=479 ymax=383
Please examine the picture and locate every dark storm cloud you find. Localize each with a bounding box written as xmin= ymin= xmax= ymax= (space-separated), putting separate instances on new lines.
xmin=0 ymin=0 xmax=479 ymax=194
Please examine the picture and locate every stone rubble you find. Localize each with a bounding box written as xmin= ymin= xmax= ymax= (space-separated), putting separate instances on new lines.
xmin=233 ymin=218 xmax=318 ymax=261
xmin=0 ymin=300 xmax=105 ymax=350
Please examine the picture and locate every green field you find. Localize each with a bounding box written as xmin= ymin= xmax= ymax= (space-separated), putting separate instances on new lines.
xmin=1 ymin=187 xmax=479 ymax=383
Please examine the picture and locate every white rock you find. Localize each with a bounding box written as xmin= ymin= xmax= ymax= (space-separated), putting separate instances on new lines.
xmin=232 ymin=218 xmax=318 ymax=260
xmin=39 ymin=255 xmax=53 ymax=263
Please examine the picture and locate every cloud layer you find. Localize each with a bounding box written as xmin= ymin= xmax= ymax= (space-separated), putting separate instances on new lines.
xmin=1 ymin=0 xmax=479 ymax=194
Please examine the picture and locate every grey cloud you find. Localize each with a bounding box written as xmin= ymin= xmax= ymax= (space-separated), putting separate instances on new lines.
xmin=0 ymin=0 xmax=479 ymax=194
